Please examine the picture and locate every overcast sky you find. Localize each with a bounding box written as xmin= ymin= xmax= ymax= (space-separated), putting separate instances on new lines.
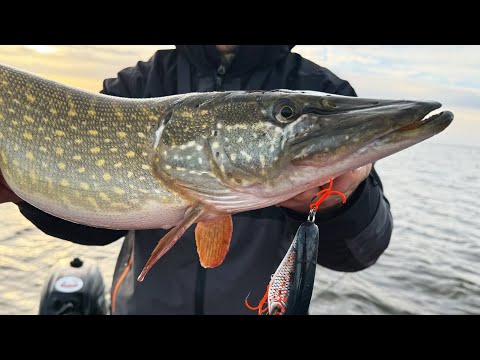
xmin=0 ymin=45 xmax=478 ymax=147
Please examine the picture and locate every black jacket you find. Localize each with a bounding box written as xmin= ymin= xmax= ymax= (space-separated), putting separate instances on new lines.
xmin=18 ymin=45 xmax=393 ymax=314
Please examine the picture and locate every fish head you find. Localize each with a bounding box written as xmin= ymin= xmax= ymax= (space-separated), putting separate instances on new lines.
xmin=279 ymin=90 xmax=454 ymax=195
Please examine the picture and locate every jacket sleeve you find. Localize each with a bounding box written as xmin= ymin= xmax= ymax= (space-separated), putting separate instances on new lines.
xmin=100 ymin=60 xmax=151 ymax=98
xmin=17 ymin=201 xmax=127 ymax=246
xmin=100 ymin=49 xmax=175 ymax=98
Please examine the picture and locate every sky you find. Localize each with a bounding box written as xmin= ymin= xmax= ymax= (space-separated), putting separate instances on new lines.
xmin=0 ymin=45 xmax=478 ymax=147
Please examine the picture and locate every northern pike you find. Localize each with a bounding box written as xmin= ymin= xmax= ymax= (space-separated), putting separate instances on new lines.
xmin=0 ymin=63 xmax=454 ymax=280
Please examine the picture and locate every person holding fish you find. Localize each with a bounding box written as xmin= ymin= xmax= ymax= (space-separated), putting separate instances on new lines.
xmin=0 ymin=45 xmax=394 ymax=314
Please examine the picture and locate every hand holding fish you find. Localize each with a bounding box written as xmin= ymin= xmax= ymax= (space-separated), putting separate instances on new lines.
xmin=276 ymin=163 xmax=372 ymax=214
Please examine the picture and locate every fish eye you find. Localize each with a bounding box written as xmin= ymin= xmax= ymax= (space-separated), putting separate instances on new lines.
xmin=280 ymin=106 xmax=294 ymax=119
xmin=273 ymin=101 xmax=299 ymax=124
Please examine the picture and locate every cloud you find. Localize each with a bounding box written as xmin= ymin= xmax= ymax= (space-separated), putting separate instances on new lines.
xmin=294 ymin=45 xmax=480 ymax=112
xmin=24 ymin=45 xmax=59 ymax=54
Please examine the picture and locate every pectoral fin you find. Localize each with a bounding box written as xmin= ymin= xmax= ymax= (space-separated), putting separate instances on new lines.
xmin=137 ymin=205 xmax=205 ymax=282
xmin=195 ymin=215 xmax=233 ymax=268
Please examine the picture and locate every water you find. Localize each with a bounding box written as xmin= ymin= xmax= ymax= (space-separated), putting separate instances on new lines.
xmin=0 ymin=142 xmax=479 ymax=315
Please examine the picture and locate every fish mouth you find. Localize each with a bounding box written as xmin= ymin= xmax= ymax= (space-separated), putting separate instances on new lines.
xmin=290 ymin=100 xmax=454 ymax=167
xmin=396 ymin=109 xmax=453 ymax=131
xmin=368 ymin=108 xmax=454 ymax=146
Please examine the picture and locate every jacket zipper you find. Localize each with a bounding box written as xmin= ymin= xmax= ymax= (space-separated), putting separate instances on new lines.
xmin=215 ymin=64 xmax=226 ymax=90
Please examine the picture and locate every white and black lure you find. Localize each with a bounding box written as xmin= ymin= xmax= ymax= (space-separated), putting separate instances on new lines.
xmin=267 ymin=209 xmax=320 ymax=315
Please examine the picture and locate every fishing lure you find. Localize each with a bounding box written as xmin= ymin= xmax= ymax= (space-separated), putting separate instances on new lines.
xmin=245 ymin=178 xmax=346 ymax=315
